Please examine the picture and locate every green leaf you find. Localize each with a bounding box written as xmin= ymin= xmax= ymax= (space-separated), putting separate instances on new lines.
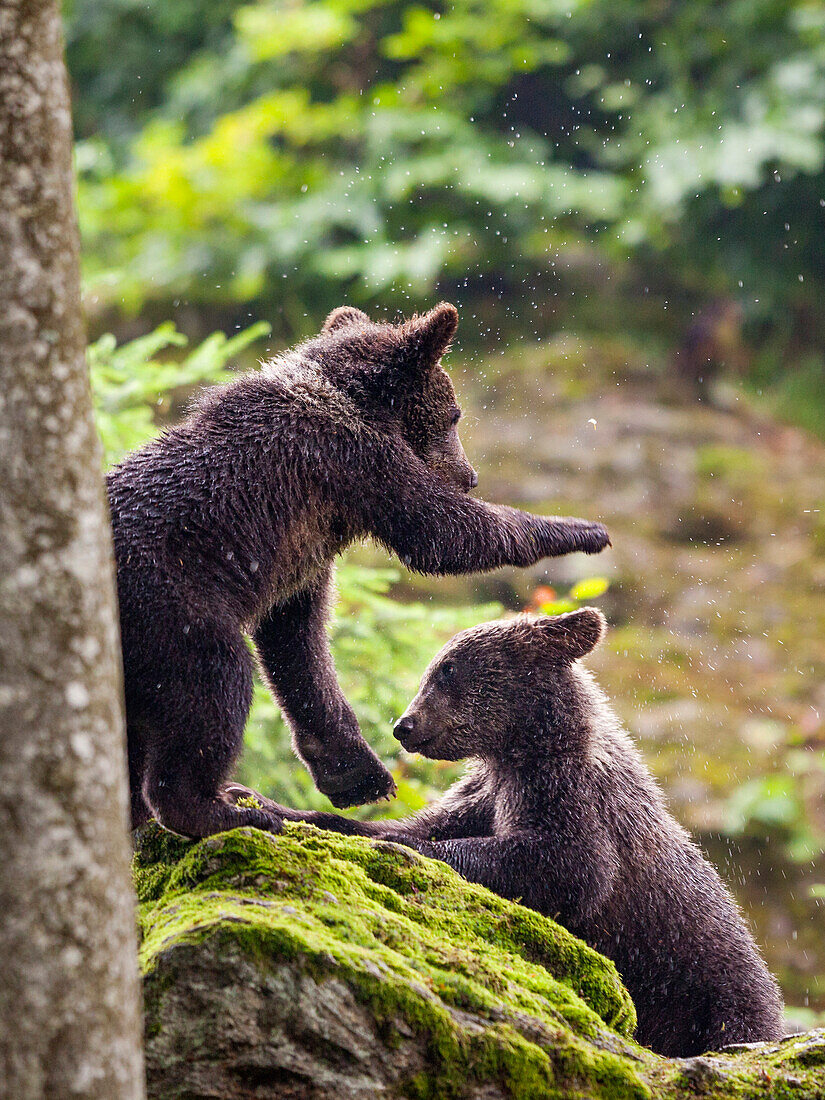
xmin=569 ymin=577 xmax=610 ymax=602
xmin=539 ymin=599 xmax=577 ymax=616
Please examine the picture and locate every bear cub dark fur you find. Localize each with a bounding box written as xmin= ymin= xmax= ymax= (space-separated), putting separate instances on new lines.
xmin=235 ymin=609 xmax=784 ymax=1057
xmin=108 ymin=303 xmax=610 ymax=839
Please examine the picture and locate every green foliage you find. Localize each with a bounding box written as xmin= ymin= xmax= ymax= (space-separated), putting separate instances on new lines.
xmin=69 ymin=0 xmax=825 ymax=334
xmin=64 ymin=0 xmax=245 ymax=142
xmin=89 ymin=323 xmax=500 ymax=813
xmin=532 ymin=576 xmax=610 ymax=617
xmin=750 ymin=355 xmax=825 ymax=442
xmin=74 ymin=0 xmax=618 ymax=317
xmin=724 ymin=764 xmax=825 ymax=864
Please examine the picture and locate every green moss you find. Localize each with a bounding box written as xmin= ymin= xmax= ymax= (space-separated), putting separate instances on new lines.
xmin=695 ymin=444 xmax=766 ymax=483
xmin=136 ymin=821 xmax=825 ymax=1099
xmin=233 ymin=793 xmax=263 ymax=809
xmin=135 ymin=820 xmax=646 ymax=1098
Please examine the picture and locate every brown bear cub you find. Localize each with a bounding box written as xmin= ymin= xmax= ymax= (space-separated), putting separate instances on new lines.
xmin=109 ymin=303 xmax=610 ymax=839
xmin=233 ymin=609 xmax=784 ymax=1057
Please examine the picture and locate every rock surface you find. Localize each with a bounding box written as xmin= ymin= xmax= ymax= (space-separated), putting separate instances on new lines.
xmin=136 ymin=821 xmax=825 ymax=1099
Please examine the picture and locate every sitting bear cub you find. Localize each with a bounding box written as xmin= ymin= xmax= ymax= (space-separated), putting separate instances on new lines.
xmin=233 ymin=609 xmax=784 ymax=1057
xmin=109 ymin=303 xmax=609 ymax=839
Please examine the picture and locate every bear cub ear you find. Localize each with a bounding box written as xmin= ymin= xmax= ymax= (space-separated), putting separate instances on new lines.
xmin=534 ymin=607 xmax=607 ymax=661
xmin=323 ymin=306 xmax=371 ymax=334
xmin=405 ymin=302 xmax=459 ymax=364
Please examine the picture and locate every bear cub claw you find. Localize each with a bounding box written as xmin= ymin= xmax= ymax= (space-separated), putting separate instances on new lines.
xmin=311 ymin=756 xmax=397 ymax=809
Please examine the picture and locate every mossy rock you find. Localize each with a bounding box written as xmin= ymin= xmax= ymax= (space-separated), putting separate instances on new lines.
xmin=135 ymin=821 xmax=825 ymax=1099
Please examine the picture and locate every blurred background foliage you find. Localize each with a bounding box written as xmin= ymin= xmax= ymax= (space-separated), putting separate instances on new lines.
xmin=71 ymin=0 xmax=824 ymax=1020
xmin=69 ymin=2 xmax=825 ymax=365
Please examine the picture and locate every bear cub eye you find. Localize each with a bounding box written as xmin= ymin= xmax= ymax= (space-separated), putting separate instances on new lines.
xmin=439 ymin=660 xmax=457 ymax=685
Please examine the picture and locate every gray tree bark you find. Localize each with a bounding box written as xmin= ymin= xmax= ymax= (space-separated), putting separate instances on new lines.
xmin=0 ymin=2 xmax=145 ymax=1097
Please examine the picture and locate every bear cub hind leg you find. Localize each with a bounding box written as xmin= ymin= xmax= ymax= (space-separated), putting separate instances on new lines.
xmin=133 ymin=628 xmax=283 ymax=838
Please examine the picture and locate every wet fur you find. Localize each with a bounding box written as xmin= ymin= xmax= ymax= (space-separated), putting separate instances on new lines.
xmin=109 ymin=304 xmax=610 ymax=838
xmin=242 ymin=610 xmax=785 ymax=1057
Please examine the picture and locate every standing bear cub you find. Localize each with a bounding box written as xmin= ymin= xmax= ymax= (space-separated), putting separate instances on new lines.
xmin=235 ymin=609 xmax=784 ymax=1057
xmin=109 ymin=303 xmax=610 ymax=839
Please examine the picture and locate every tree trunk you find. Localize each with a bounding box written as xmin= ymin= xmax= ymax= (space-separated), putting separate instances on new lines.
xmin=0 ymin=2 xmax=145 ymax=1096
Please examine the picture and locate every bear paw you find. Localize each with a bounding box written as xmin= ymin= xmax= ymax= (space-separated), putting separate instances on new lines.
xmin=556 ymin=518 xmax=611 ymax=555
xmin=579 ymin=521 xmax=611 ymax=554
xmin=313 ymin=753 xmax=397 ymax=809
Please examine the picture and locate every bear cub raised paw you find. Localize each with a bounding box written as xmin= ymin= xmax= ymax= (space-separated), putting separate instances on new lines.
xmin=109 ymin=303 xmax=609 ymax=839
xmin=240 ymin=608 xmax=785 ymax=1057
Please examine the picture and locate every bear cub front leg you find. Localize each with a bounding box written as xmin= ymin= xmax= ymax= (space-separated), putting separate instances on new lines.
xmin=253 ymin=574 xmax=396 ymax=809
